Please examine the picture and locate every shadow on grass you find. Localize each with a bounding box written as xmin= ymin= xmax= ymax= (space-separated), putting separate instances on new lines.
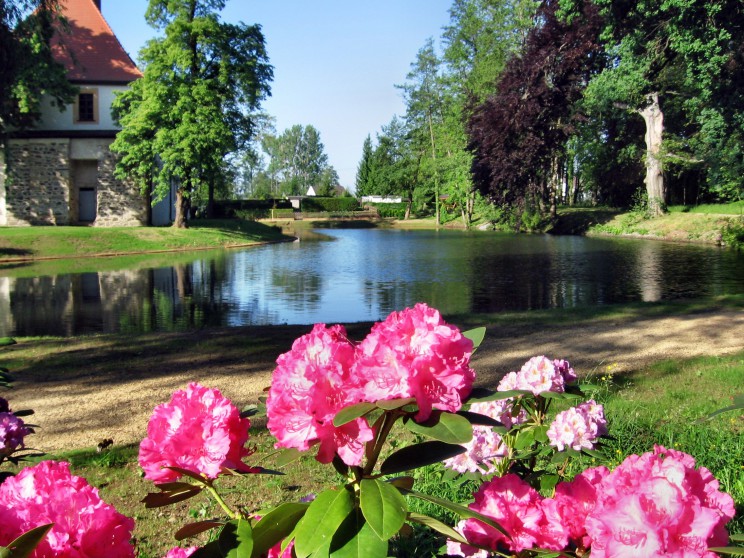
xmin=550 ymin=208 xmax=621 ymax=235
xmin=0 ymin=247 xmax=35 ymax=258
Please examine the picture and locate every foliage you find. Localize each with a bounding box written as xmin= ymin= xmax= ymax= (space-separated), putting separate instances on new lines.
xmin=468 ymin=0 xmax=604 ymax=222
xmin=0 ymin=0 xmax=76 ymax=137
xmin=721 ymin=217 xmax=744 ymax=250
xmin=367 ymin=202 xmax=409 ymax=220
xmin=111 ymin=0 xmax=272 ymax=227
xmin=300 ymin=197 xmax=359 ymax=213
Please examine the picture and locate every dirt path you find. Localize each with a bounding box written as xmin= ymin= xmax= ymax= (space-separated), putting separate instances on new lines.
xmin=6 ymin=308 xmax=744 ymax=452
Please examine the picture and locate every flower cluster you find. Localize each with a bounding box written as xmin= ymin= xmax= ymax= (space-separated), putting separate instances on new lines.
xmin=497 ymin=355 xmax=576 ymax=394
xmin=139 ymin=382 xmax=253 ymax=483
xmin=547 ymin=400 xmax=608 ymax=452
xmin=0 ymin=460 xmax=135 ymax=558
xmin=0 ymin=409 xmax=30 ymax=456
xmin=267 ymin=304 xmax=475 ymax=465
xmin=448 ymin=446 xmax=735 ymax=557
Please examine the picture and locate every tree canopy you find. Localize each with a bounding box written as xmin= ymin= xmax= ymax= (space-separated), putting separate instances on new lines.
xmin=111 ymin=0 xmax=272 ymax=227
xmin=0 ymin=0 xmax=76 ymax=137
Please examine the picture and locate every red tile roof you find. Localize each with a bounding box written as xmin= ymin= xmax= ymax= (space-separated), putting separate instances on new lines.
xmin=52 ymin=0 xmax=142 ymax=84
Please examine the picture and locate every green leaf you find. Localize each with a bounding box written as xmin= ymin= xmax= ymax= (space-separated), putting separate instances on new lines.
xmin=732 ymin=535 xmax=744 ymax=542
xmin=375 ymin=397 xmax=417 ymax=410
xmin=706 ymin=393 xmax=744 ymax=420
xmin=388 ymin=476 xmax=415 ymax=491
xmin=191 ymin=540 xmax=223 ymax=558
xmin=708 ymin=547 xmax=744 ymax=556
xmin=402 ymin=489 xmax=509 ymax=538
xmin=274 ymin=448 xmax=305 ymax=467
xmin=514 ymin=429 xmax=535 ymax=450
xmin=218 ymin=518 xmax=253 ymax=558
xmin=380 ymin=442 xmax=466 ymax=476
xmin=251 ymin=502 xmax=309 ymax=557
xmin=457 ymin=410 xmax=503 ymax=428
xmin=329 ymin=510 xmax=387 ymax=558
xmin=142 ymin=482 xmax=203 ymax=508
xmin=466 ymin=388 xmax=531 ymax=403
xmin=175 ymin=520 xmax=225 ymax=541
xmin=533 ymin=425 xmax=549 ymax=443
xmin=404 ymin=411 xmax=473 ymax=444
xmin=0 ymin=338 xmax=16 ymax=347
xmin=539 ymin=474 xmax=560 ymax=493
xmin=293 ymin=488 xmax=354 ymax=558
xmin=333 ymin=402 xmax=376 ymax=427
xmin=539 ymin=391 xmax=583 ymax=400
xmin=462 ymin=327 xmax=486 ymax=351
xmin=2 ymin=524 xmax=53 ymax=558
xmin=408 ymin=512 xmax=468 ymax=544
xmin=360 ymin=479 xmax=407 ymax=540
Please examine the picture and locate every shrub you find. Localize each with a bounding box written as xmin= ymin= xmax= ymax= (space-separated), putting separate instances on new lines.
xmin=301 ymin=197 xmax=360 ymax=212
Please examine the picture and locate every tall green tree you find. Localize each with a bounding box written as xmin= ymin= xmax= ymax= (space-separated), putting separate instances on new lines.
xmin=1 ymin=0 xmax=76 ymax=137
xmin=355 ymin=134 xmax=374 ymax=197
xmin=111 ymin=0 xmax=272 ymax=227
xmin=577 ymin=0 xmax=744 ymax=213
xmin=262 ymin=124 xmax=336 ymax=196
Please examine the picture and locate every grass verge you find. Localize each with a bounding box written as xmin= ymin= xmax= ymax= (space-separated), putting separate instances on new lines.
xmin=0 ymin=219 xmax=292 ymax=262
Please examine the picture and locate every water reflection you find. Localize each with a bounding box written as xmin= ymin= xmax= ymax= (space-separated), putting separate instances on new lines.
xmin=1 ymin=230 xmax=743 ymax=336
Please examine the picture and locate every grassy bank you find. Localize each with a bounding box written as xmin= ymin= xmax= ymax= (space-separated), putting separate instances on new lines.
xmin=0 ymin=219 xmax=293 ymax=262
xmin=5 ymin=348 xmax=742 ymax=557
xmin=554 ymin=202 xmax=744 ymax=247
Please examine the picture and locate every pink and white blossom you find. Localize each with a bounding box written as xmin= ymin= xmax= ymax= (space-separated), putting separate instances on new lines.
xmin=497 ymin=356 xmax=570 ymax=396
xmin=0 ymin=460 xmax=135 ymax=558
xmin=139 ymin=382 xmax=253 ymax=483
xmin=163 ymin=547 xmax=198 ymax=558
xmin=547 ymin=400 xmax=607 ymax=452
xmin=585 ymin=446 xmax=735 ymax=557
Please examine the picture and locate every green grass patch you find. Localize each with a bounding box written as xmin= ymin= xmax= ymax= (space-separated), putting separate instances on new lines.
xmin=668 ymin=201 xmax=744 ymax=215
xmin=0 ymin=219 xmax=292 ymax=262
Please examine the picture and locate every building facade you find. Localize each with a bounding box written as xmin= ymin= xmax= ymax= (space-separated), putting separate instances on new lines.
xmin=0 ymin=0 xmax=148 ymax=226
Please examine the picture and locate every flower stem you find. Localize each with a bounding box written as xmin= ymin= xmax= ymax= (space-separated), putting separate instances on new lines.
xmin=206 ymin=482 xmax=240 ymax=520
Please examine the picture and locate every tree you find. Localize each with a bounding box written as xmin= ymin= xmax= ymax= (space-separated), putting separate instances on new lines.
xmin=579 ymin=0 xmax=744 ymax=213
xmin=355 ymin=134 xmax=374 ymax=197
xmin=468 ymin=0 xmax=604 ymax=221
xmin=1 ymin=0 xmax=76 ymax=137
xmin=111 ymin=0 xmax=272 ymax=227
xmin=262 ymin=124 xmax=336 ymax=196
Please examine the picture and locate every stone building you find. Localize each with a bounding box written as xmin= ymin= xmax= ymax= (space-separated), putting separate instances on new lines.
xmin=0 ymin=0 xmax=148 ymax=226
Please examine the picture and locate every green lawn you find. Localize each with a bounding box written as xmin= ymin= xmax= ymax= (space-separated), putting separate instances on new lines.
xmin=0 ymin=219 xmax=292 ymax=261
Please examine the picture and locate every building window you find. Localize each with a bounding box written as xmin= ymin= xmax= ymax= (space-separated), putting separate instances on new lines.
xmin=74 ymin=89 xmax=99 ymax=123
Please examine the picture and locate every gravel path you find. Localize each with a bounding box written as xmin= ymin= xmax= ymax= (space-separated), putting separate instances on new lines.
xmin=7 ymin=308 xmax=744 ymax=452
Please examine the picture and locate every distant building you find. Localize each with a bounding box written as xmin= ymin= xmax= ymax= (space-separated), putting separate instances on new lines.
xmin=0 ymin=0 xmax=149 ymax=226
xmin=361 ymin=195 xmax=403 ymax=204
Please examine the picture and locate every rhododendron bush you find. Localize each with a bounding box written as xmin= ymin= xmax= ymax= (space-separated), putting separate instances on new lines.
xmin=0 ymin=306 xmax=741 ymax=558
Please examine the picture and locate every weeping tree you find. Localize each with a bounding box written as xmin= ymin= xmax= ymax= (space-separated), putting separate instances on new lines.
xmin=111 ymin=0 xmax=272 ymax=227
xmin=468 ymin=0 xmax=603 ymax=224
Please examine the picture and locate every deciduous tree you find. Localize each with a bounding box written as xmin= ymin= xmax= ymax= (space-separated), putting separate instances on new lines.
xmin=111 ymin=0 xmax=272 ymax=227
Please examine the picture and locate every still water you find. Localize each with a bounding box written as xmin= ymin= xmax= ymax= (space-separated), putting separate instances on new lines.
xmin=1 ymin=228 xmax=743 ymax=336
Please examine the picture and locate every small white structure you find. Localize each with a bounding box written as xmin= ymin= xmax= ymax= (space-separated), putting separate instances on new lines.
xmin=361 ymin=195 xmax=403 ymax=204
xmin=306 ymin=186 xmax=317 ymax=197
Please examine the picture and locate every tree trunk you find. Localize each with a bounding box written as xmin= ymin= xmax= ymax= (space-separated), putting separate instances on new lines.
xmin=640 ymin=93 xmax=665 ymax=216
xmin=174 ymin=188 xmax=190 ymax=228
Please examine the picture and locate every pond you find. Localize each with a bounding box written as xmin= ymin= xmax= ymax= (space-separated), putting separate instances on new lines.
xmin=1 ymin=228 xmax=743 ymax=337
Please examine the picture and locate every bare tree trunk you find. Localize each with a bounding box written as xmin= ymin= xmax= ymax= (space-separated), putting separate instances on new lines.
xmin=174 ymin=188 xmax=190 ymax=228
xmin=640 ymin=93 xmax=665 ymax=216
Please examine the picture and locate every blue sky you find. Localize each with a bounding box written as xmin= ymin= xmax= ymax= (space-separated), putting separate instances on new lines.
xmin=102 ymin=1 xmax=454 ymax=191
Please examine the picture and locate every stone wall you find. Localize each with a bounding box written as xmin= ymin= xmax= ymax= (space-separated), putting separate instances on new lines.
xmin=4 ymin=139 xmax=71 ymax=225
xmin=1 ymin=138 xmax=146 ymax=227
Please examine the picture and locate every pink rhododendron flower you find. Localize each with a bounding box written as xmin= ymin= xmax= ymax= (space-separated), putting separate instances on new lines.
xmin=139 ymin=382 xmax=253 ymax=483
xmin=547 ymin=400 xmax=607 ymax=452
xmin=0 ymin=460 xmax=135 ymax=558
xmin=354 ymin=303 xmax=474 ymax=420
xmin=553 ymin=466 xmax=610 ymax=550
xmin=585 ymin=446 xmax=735 ymax=557
xmin=449 ymin=473 xmax=568 ymax=555
xmin=267 ymin=323 xmax=372 ymax=466
xmin=0 ymin=412 xmax=30 ymax=455
xmin=163 ymin=546 xmax=197 ymax=558
xmin=497 ymin=356 xmax=569 ymax=395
